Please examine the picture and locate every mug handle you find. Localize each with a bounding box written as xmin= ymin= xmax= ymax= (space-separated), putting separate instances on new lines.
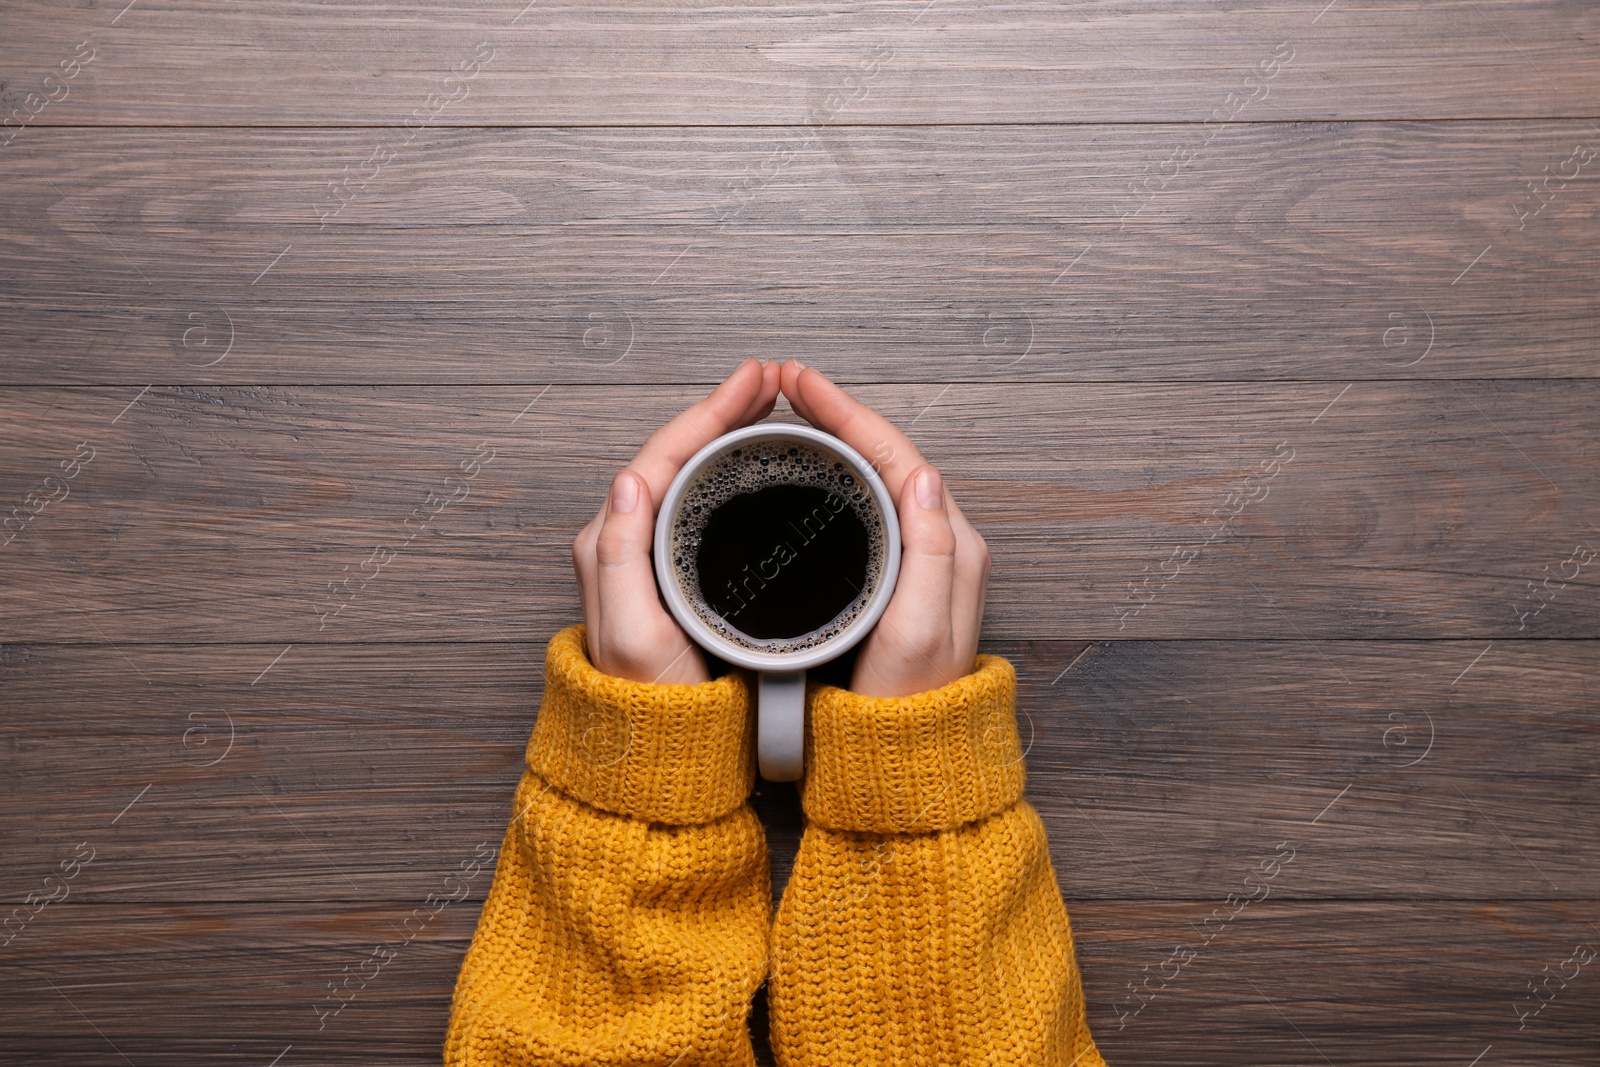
xmin=757 ymin=671 xmax=805 ymax=781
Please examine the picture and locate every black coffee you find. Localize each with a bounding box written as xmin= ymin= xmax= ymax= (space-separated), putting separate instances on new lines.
xmin=696 ymin=483 xmax=869 ymax=640
xmin=668 ymin=438 xmax=886 ymax=652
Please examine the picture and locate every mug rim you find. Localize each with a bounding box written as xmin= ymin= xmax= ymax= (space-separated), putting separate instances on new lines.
xmin=652 ymin=422 xmax=902 ymax=673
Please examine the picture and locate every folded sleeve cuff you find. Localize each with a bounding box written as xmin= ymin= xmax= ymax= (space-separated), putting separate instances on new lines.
xmin=526 ymin=625 xmax=755 ymax=825
xmin=797 ymin=654 xmax=1026 ymax=834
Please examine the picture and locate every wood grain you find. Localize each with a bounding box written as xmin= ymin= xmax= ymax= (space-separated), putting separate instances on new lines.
xmin=3 ymin=901 xmax=1595 ymax=1065
xmin=2 ymin=124 xmax=1597 ymax=383
xmin=4 ymin=0 xmax=1598 ymax=1061
xmin=3 ymin=1 xmax=1599 ymax=126
xmin=7 ymin=123 xmax=1592 ymax=232
xmin=3 ymin=384 xmax=1595 ymax=642
xmin=2 ymin=640 xmax=1594 ymax=903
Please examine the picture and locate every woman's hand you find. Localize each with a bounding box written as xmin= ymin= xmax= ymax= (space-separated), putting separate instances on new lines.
xmin=572 ymin=358 xmax=781 ymax=685
xmin=779 ymin=362 xmax=990 ymax=698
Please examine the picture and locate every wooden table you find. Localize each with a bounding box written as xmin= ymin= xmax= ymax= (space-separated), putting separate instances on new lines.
xmin=2 ymin=1 xmax=1596 ymax=1062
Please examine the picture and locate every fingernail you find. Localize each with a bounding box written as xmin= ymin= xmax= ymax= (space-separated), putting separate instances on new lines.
xmin=916 ymin=467 xmax=942 ymax=510
xmin=611 ymin=472 xmax=639 ymax=513
xmin=791 ymin=359 xmax=806 ymax=371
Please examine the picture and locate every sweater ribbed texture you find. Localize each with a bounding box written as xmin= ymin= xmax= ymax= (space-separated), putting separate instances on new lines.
xmin=770 ymin=655 xmax=1105 ymax=1066
xmin=446 ymin=625 xmax=1105 ymax=1066
xmin=798 ymin=654 xmax=1026 ymax=834
xmin=527 ymin=625 xmax=755 ymax=825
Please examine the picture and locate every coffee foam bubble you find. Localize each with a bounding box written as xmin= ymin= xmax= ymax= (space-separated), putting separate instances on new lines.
xmin=669 ymin=438 xmax=886 ymax=654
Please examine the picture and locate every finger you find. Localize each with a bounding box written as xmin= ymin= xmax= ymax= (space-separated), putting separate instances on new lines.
xmin=885 ymin=466 xmax=958 ymax=653
xmin=625 ymin=357 xmax=780 ymax=505
xmin=949 ymin=521 xmax=991 ymax=655
xmin=594 ymin=471 xmax=663 ymax=624
xmin=941 ymin=484 xmax=982 ymax=549
xmin=782 ymin=362 xmax=929 ymax=499
xmin=735 ymin=358 xmax=782 ymax=425
xmin=591 ymin=471 xmax=704 ymax=682
xmin=572 ymin=513 xmax=601 ymax=625
xmin=778 ymin=359 xmax=817 ymax=423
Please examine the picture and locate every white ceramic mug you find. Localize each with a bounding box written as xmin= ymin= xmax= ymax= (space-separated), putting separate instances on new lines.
xmin=653 ymin=424 xmax=901 ymax=781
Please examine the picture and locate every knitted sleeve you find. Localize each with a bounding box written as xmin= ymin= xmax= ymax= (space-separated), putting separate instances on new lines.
xmin=444 ymin=625 xmax=771 ymax=1067
xmin=767 ymin=654 xmax=1107 ymax=1067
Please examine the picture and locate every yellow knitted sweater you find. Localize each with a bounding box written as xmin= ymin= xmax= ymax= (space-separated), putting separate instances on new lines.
xmin=444 ymin=625 xmax=1105 ymax=1066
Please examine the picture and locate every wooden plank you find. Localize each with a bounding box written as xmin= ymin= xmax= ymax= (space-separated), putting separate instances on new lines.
xmin=2 ymin=384 xmax=1595 ymax=642
xmin=2 ymin=640 xmax=1595 ymax=903
xmin=3 ymin=1 xmax=1599 ymax=127
xmin=7 ymin=123 xmax=1592 ymax=231
xmin=3 ymin=901 xmax=1595 ymax=1063
xmin=2 ymin=124 xmax=1597 ymax=383
xmin=1071 ymin=901 xmax=1600 ymax=1065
